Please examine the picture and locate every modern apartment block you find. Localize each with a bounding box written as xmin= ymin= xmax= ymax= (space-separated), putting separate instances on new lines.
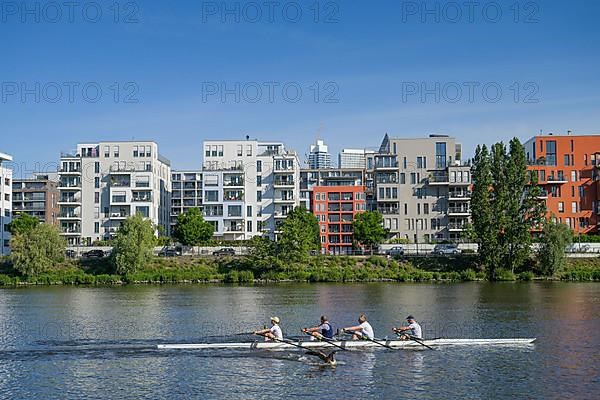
xmin=171 ymin=170 xmax=203 ymax=231
xmin=57 ymin=141 xmax=171 ymax=245
xmin=311 ymin=186 xmax=367 ymax=254
xmin=202 ymin=139 xmax=300 ymax=240
xmin=0 ymin=152 xmax=13 ymax=256
xmin=370 ymin=134 xmax=471 ymax=243
xmin=524 ymin=133 xmax=600 ymax=234
xmin=300 ymin=168 xmax=369 ymax=207
xmin=308 ymin=139 xmax=332 ymax=169
xmin=338 ymin=149 xmax=370 ymax=169
xmin=12 ymin=175 xmax=59 ymax=225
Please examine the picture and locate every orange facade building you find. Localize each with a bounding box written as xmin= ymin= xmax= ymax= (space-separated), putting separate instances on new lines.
xmin=311 ymin=185 xmax=366 ymax=254
xmin=524 ymin=134 xmax=600 ymax=234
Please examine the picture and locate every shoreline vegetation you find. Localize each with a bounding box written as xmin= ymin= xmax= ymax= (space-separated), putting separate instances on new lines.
xmin=1 ymin=255 xmax=599 ymax=287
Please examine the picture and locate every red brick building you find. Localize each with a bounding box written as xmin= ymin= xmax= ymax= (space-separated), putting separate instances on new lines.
xmin=524 ymin=134 xmax=600 ymax=234
xmin=311 ymin=185 xmax=366 ymax=254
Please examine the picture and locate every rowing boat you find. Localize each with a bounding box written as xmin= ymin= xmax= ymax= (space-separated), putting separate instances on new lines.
xmin=157 ymin=338 xmax=536 ymax=350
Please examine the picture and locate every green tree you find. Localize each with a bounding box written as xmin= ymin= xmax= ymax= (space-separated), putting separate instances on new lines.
xmin=247 ymin=235 xmax=277 ymax=269
xmin=111 ymin=213 xmax=156 ymax=274
xmin=537 ymin=219 xmax=573 ymax=276
xmin=353 ymin=211 xmax=386 ymax=251
xmin=277 ymin=206 xmax=320 ymax=261
xmin=172 ymin=208 xmax=214 ymax=246
xmin=470 ymin=138 xmax=547 ymax=279
xmin=10 ymin=223 xmax=66 ymax=276
xmin=8 ymin=213 xmax=39 ymax=235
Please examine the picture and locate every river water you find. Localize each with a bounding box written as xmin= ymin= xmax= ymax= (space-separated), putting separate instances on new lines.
xmin=0 ymin=283 xmax=598 ymax=399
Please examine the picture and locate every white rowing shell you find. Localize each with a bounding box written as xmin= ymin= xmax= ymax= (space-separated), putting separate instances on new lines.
xmin=157 ymin=338 xmax=536 ymax=350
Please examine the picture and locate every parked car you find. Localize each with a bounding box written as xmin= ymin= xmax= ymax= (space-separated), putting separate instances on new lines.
xmin=82 ymin=249 xmax=105 ymax=258
xmin=159 ymin=247 xmax=182 ymax=257
xmin=433 ymin=244 xmax=461 ymax=255
xmin=213 ymin=247 xmax=236 ymax=257
xmin=65 ymin=249 xmax=77 ymax=258
xmin=566 ymin=243 xmax=591 ymax=253
xmin=386 ymin=246 xmax=405 ymax=257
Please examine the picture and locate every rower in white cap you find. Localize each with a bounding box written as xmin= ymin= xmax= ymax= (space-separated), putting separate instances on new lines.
xmin=254 ymin=317 xmax=283 ymax=341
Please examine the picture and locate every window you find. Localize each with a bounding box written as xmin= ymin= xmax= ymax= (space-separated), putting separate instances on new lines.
xmin=205 ymin=145 xmax=210 ymax=157
xmin=257 ymin=176 xmax=262 ymax=185
xmin=95 ymin=177 xmax=100 ymax=188
xmin=403 ymin=157 xmax=407 ymax=169
xmin=136 ymin=206 xmax=149 ymax=218
xmin=571 ymin=171 xmax=577 ymax=182
xmin=94 ymin=192 xmax=99 ymax=204
xmin=404 ymin=204 xmax=408 ymax=215
xmin=540 ymin=170 xmax=545 ymax=181
xmin=410 ymin=173 xmax=416 ymax=184
xmin=256 ymin=160 xmax=262 ymax=172
xmin=113 ymin=146 xmax=120 ymax=158
xmin=4 ymin=209 xmax=9 ymax=217
xmin=424 ymin=203 xmax=429 ymax=215
xmin=417 ymin=204 xmax=421 ymax=215
xmin=228 ymin=205 xmax=242 ymax=217
xmin=247 ymin=221 xmax=253 ymax=232
xmin=436 ymin=142 xmax=447 ymax=169
xmin=247 ymin=205 xmax=252 ymax=217
xmin=570 ymin=140 xmax=574 ymax=152
xmin=558 ymin=202 xmax=564 ymax=212
xmin=104 ymin=145 xmax=110 ymax=157
xmin=95 ymin=162 xmax=100 ymax=174
xmin=257 ymin=191 xmax=262 ymax=202
xmin=133 ymin=146 xmax=139 ymax=157
xmin=417 ymin=157 xmax=423 ymax=169
xmin=237 ymin=145 xmax=243 ymax=157
xmin=400 ymin=173 xmax=405 ymax=184
xmin=545 ymin=141 xmax=556 ymax=166
xmin=564 ymin=154 xmax=570 ymax=166
xmin=579 ymin=186 xmax=585 ymax=198
xmin=571 ymin=187 xmax=575 ymax=197
xmin=94 ymin=222 xmax=100 ymax=234
xmin=205 ymin=191 xmax=219 ymax=202
xmin=211 ymin=145 xmax=217 ymax=157
xmin=572 ymin=202 xmax=577 ymax=213
xmin=246 ymin=145 xmax=252 ymax=156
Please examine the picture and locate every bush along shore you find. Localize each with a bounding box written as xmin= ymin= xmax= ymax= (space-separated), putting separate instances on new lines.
xmin=0 ymin=255 xmax=599 ymax=287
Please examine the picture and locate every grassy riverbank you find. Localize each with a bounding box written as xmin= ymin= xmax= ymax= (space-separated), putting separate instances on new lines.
xmin=0 ymin=255 xmax=599 ymax=286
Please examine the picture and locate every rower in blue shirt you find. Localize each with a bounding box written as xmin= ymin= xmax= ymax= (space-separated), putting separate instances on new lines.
xmin=302 ymin=315 xmax=335 ymax=340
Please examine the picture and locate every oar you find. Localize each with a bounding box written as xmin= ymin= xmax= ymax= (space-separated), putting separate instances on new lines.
xmin=301 ymin=331 xmax=347 ymax=351
xmin=254 ymin=332 xmax=307 ymax=351
xmin=340 ymin=329 xmax=396 ymax=350
xmin=394 ymin=330 xmax=435 ymax=350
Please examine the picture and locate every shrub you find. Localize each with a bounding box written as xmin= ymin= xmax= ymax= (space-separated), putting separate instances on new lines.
xmin=494 ymin=269 xmax=516 ymax=281
xmin=461 ymin=269 xmax=477 ymax=281
xmin=518 ymin=271 xmax=535 ymax=281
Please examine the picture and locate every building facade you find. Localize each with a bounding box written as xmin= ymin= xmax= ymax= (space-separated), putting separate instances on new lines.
xmin=202 ymin=139 xmax=300 ymax=241
xmin=171 ymin=170 xmax=203 ymax=232
xmin=311 ymin=185 xmax=366 ymax=254
xmin=524 ymin=133 xmax=600 ymax=234
xmin=338 ymin=149 xmax=368 ymax=169
xmin=370 ymin=134 xmax=471 ymax=243
xmin=0 ymin=152 xmax=13 ymax=256
xmin=308 ymin=139 xmax=332 ymax=169
xmin=12 ymin=175 xmax=59 ymax=225
xmin=57 ymin=141 xmax=171 ymax=245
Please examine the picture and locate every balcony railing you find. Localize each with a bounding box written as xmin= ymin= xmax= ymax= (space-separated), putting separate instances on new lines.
xmin=448 ymin=222 xmax=466 ymax=230
xmin=429 ymin=174 xmax=449 ymax=184
xmin=448 ymin=206 xmax=471 ymax=214
xmin=448 ymin=191 xmax=472 ymax=199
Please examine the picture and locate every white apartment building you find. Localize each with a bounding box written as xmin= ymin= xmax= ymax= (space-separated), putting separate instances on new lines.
xmin=171 ymin=170 xmax=203 ymax=231
xmin=57 ymin=141 xmax=171 ymax=245
xmin=202 ymin=139 xmax=300 ymax=241
xmin=308 ymin=139 xmax=332 ymax=169
xmin=0 ymin=152 xmax=13 ymax=256
xmin=339 ymin=149 xmax=368 ymax=169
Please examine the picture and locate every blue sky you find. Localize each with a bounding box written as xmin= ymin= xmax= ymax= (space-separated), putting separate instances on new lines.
xmin=2 ymin=0 xmax=600 ymax=175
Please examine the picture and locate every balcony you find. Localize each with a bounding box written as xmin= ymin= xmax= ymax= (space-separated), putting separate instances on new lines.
xmin=378 ymin=208 xmax=399 ymax=215
xmin=224 ymin=226 xmax=245 ymax=233
xmin=448 ymin=222 xmax=466 ymax=231
xmin=428 ymin=173 xmax=449 ymax=185
xmin=536 ymin=190 xmax=549 ymax=199
xmin=59 ymin=168 xmax=81 ymax=174
xmin=58 ymin=181 xmax=81 ymax=189
xmin=110 ymin=180 xmax=131 ymax=188
xmin=58 ymin=196 xmax=81 ymax=204
xmin=274 ymin=179 xmax=295 ymax=187
xmin=133 ymin=195 xmax=152 ymax=202
xmin=111 ymin=195 xmax=127 ymax=204
xmin=448 ymin=191 xmax=471 ymax=200
xmin=110 ymin=211 xmax=131 ymax=219
xmin=60 ymin=225 xmax=81 ymax=235
xmin=110 ymin=165 xmax=152 ymax=173
xmin=58 ymin=212 xmax=81 ymax=220
xmin=223 ymin=193 xmax=244 ymax=202
xmin=275 ymin=196 xmax=295 ymax=203
xmin=448 ymin=206 xmax=471 ymax=216
xmin=547 ymin=175 xmax=567 ymax=184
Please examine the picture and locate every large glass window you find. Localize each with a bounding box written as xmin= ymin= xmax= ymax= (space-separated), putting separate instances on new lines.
xmin=546 ymin=140 xmax=557 ymax=166
xmin=435 ymin=142 xmax=447 ymax=169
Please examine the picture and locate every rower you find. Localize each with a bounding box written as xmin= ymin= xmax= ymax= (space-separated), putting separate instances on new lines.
xmin=342 ymin=314 xmax=374 ymax=340
xmin=302 ymin=315 xmax=334 ymax=340
xmin=254 ymin=316 xmax=283 ymax=341
xmin=393 ymin=315 xmax=422 ymax=340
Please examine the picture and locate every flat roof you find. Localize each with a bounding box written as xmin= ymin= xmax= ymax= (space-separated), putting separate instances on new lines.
xmin=0 ymin=152 xmax=13 ymax=162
